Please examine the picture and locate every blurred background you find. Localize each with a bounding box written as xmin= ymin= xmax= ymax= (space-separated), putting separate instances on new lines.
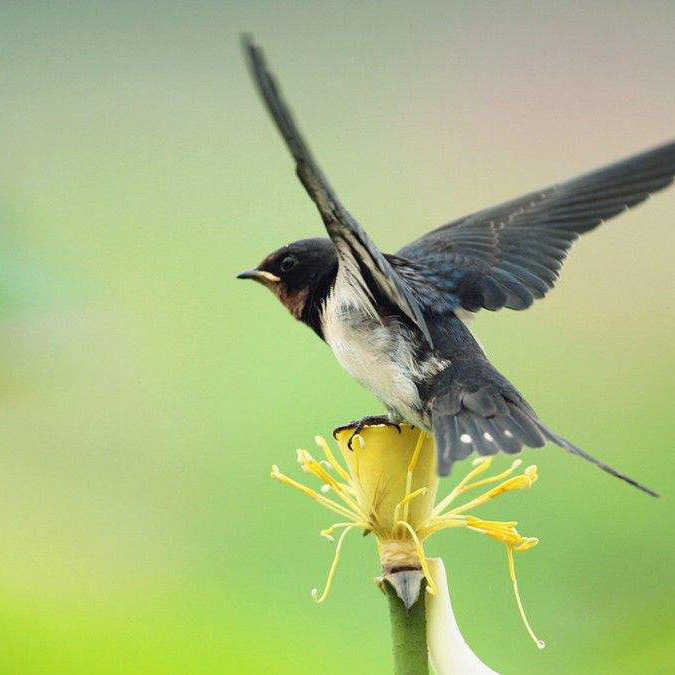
xmin=1 ymin=1 xmax=674 ymax=673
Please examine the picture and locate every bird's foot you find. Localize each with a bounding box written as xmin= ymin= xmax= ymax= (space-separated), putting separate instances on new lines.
xmin=333 ymin=415 xmax=402 ymax=451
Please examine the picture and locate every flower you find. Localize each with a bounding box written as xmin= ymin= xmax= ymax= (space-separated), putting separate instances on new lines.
xmin=271 ymin=423 xmax=544 ymax=648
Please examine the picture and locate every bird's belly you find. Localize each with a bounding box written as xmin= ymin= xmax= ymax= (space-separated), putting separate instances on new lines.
xmin=321 ymin=302 xmax=428 ymax=426
xmin=329 ymin=326 xmax=422 ymax=421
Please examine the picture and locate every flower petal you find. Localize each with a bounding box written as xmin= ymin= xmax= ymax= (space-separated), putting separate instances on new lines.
xmin=426 ymin=558 xmax=497 ymax=674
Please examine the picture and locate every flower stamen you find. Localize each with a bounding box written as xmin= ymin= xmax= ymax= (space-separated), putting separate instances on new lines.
xmin=418 ymin=515 xmax=467 ymax=538
xmin=403 ymin=430 xmax=427 ymax=523
xmin=463 ymin=459 xmax=523 ymax=492
xmin=395 ymin=520 xmax=438 ymax=595
xmin=296 ymin=449 xmax=366 ymax=519
xmin=315 ymin=435 xmax=351 ymax=483
xmin=507 ymin=546 xmax=545 ymax=649
xmin=445 ymin=467 xmax=537 ymax=517
xmin=393 ymin=487 xmax=428 ymax=525
xmin=271 ymin=465 xmax=359 ymax=521
xmin=311 ymin=524 xmax=355 ymax=603
xmin=321 ymin=521 xmax=368 ymax=542
xmin=431 ymin=457 xmax=494 ymax=517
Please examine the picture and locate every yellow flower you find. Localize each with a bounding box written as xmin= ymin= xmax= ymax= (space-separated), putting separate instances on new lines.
xmin=271 ymin=423 xmax=544 ymax=648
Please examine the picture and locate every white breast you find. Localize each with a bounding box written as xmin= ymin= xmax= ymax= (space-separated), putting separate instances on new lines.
xmin=321 ymin=271 xmax=446 ymax=427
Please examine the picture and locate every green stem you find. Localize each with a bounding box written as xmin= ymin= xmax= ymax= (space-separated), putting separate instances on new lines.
xmin=384 ymin=577 xmax=429 ymax=674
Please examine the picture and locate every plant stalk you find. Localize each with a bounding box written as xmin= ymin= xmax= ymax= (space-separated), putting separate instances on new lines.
xmin=384 ymin=575 xmax=429 ymax=674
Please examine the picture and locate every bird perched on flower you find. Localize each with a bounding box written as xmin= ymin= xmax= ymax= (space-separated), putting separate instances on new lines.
xmin=238 ymin=36 xmax=673 ymax=495
xmin=272 ymin=424 xmax=544 ymax=652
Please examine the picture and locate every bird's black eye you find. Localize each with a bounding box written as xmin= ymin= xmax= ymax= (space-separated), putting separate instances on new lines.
xmin=280 ymin=255 xmax=297 ymax=272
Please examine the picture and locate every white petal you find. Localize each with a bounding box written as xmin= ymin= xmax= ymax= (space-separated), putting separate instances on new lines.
xmin=426 ymin=558 xmax=497 ymax=674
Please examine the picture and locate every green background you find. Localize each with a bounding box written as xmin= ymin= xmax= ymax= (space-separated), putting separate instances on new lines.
xmin=1 ymin=2 xmax=674 ymax=673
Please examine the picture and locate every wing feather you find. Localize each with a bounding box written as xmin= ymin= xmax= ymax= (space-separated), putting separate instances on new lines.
xmin=242 ymin=36 xmax=433 ymax=344
xmin=400 ymin=141 xmax=675 ymax=314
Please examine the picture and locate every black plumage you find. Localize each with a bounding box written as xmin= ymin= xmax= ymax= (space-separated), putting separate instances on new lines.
xmin=238 ymin=36 xmax=673 ymax=497
xmin=399 ymin=142 xmax=675 ymax=316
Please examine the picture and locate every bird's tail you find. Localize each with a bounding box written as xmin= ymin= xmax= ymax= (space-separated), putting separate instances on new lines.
xmin=537 ymin=424 xmax=659 ymax=497
xmin=431 ymin=385 xmax=659 ymax=497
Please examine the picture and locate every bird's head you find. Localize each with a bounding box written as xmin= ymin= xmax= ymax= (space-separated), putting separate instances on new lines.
xmin=237 ymin=237 xmax=337 ymax=319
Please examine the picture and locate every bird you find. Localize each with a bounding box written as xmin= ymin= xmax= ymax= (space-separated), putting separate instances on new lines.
xmin=237 ymin=36 xmax=673 ymax=496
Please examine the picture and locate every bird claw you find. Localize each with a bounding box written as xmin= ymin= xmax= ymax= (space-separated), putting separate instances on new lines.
xmin=333 ymin=416 xmax=402 ymax=450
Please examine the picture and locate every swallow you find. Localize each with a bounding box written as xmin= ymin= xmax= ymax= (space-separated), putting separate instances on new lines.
xmin=238 ymin=36 xmax=674 ymax=496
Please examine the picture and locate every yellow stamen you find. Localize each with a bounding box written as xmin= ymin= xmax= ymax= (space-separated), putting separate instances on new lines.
xmin=430 ymin=457 xmax=494 ymax=517
xmin=463 ymin=459 xmax=523 ymax=492
xmin=445 ymin=471 xmax=536 ymax=517
xmin=466 ymin=518 xmax=527 ymax=548
xmin=393 ymin=487 xmax=428 ymax=525
xmin=311 ymin=525 xmax=355 ymax=603
xmin=419 ymin=515 xmax=467 ymax=538
xmin=352 ymin=441 xmax=362 ymax=485
xmin=296 ymin=450 xmax=366 ymax=519
xmin=315 ymin=435 xmax=351 ymax=483
xmin=507 ymin=546 xmax=545 ymax=649
xmin=395 ymin=520 xmax=437 ymax=595
xmin=513 ymin=537 xmax=539 ymax=552
xmin=524 ymin=465 xmax=538 ymax=482
xmin=403 ymin=430 xmax=426 ymax=523
xmin=321 ymin=521 xmax=368 ymax=542
xmin=271 ymin=465 xmax=359 ymax=521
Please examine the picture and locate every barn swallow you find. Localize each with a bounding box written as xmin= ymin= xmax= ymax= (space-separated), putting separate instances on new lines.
xmin=238 ymin=36 xmax=674 ymax=495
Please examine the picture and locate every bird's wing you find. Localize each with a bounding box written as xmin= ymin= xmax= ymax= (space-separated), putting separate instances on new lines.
xmin=399 ymin=141 xmax=675 ymax=314
xmin=242 ymin=36 xmax=432 ymax=344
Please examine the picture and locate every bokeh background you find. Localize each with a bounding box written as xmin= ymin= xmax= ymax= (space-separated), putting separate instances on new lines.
xmin=1 ymin=2 xmax=674 ymax=673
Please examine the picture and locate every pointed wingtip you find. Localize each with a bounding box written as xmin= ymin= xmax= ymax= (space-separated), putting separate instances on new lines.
xmin=240 ymin=33 xmax=262 ymax=72
xmin=239 ymin=32 xmax=254 ymax=51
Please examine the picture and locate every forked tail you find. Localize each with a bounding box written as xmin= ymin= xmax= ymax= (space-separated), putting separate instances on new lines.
xmin=431 ymin=383 xmax=659 ymax=497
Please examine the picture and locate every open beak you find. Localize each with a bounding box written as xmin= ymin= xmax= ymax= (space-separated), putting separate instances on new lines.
xmin=236 ymin=269 xmax=281 ymax=284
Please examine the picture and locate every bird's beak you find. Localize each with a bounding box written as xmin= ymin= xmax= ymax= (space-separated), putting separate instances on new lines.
xmin=236 ymin=269 xmax=281 ymax=284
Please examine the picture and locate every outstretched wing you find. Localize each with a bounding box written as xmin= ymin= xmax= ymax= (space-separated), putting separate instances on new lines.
xmin=242 ymin=36 xmax=432 ymax=344
xmin=399 ymin=141 xmax=675 ymax=314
